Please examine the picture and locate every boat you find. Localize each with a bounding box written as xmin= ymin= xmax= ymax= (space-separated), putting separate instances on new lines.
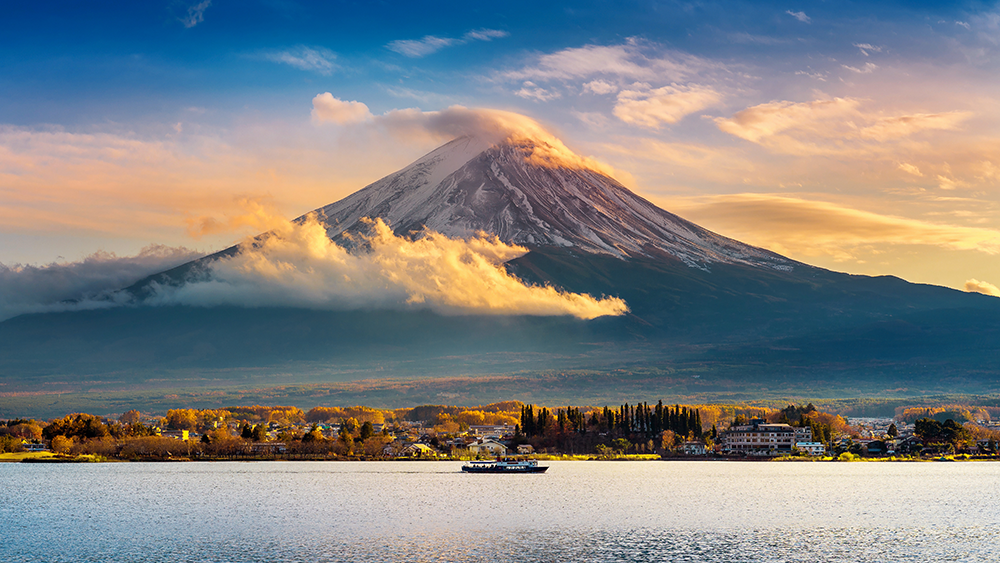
xmin=461 ymin=457 xmax=548 ymax=473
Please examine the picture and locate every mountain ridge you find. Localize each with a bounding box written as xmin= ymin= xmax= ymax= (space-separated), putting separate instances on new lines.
xmin=313 ymin=135 xmax=794 ymax=270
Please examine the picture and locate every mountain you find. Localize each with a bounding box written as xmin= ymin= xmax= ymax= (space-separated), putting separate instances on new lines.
xmin=3 ymin=131 xmax=1000 ymax=414
xmin=313 ymin=135 xmax=791 ymax=270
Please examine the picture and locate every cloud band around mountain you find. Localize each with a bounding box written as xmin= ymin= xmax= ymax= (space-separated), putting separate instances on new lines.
xmin=148 ymin=215 xmax=629 ymax=320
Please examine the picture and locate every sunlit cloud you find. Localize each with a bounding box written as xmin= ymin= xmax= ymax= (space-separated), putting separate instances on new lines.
xmin=613 ymin=84 xmax=722 ymax=128
xmin=514 ymin=82 xmax=562 ymax=102
xmin=186 ymin=198 xmax=290 ymax=239
xmin=0 ymin=122 xmax=399 ymax=254
xmin=715 ymin=98 xmax=972 ymax=155
xmin=311 ymin=93 xmax=372 ymax=124
xmin=501 ymin=41 xmax=710 ymax=83
xmin=0 ymin=245 xmax=202 ymax=321
xmin=310 ymin=96 xmax=623 ymax=177
xmin=583 ymin=80 xmax=618 ymax=95
xmin=670 ymin=193 xmax=1000 ymax=261
xmin=262 ymin=46 xmax=337 ymax=75
xmin=179 ymin=0 xmax=211 ymax=28
xmin=965 ymin=278 xmax=1000 ymax=297
xmin=150 ymin=215 xmax=628 ymax=319
xmin=898 ymin=163 xmax=923 ymax=177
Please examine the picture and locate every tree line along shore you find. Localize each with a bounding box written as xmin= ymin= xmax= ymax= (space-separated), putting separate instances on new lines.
xmin=3 ymin=401 xmax=1000 ymax=462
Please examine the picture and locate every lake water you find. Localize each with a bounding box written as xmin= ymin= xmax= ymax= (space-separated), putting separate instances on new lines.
xmin=1 ymin=460 xmax=997 ymax=562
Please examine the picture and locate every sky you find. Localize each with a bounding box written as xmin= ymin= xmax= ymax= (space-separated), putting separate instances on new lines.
xmin=3 ymin=0 xmax=1000 ymax=297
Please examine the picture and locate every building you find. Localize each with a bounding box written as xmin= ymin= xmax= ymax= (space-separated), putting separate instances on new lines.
xmin=468 ymin=440 xmax=508 ymax=456
xmin=795 ymin=442 xmax=826 ymax=456
xmin=401 ymin=443 xmax=437 ymax=457
xmin=469 ymin=425 xmax=515 ymax=439
xmin=681 ymin=441 xmax=707 ymax=455
xmin=721 ymin=420 xmax=813 ymax=456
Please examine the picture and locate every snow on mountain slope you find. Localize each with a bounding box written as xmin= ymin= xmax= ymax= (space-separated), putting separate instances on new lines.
xmin=312 ymin=135 xmax=793 ymax=271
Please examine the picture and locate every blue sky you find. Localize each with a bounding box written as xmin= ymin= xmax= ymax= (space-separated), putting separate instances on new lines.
xmin=3 ymin=0 xmax=1000 ymax=295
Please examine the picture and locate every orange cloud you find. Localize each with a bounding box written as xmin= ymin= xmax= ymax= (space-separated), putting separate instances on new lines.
xmin=151 ymin=215 xmax=629 ymax=319
xmin=965 ymin=279 xmax=1000 ymax=297
xmin=613 ymin=84 xmax=722 ymax=128
xmin=714 ymin=98 xmax=971 ymax=155
xmin=668 ymin=193 xmax=1000 ymax=260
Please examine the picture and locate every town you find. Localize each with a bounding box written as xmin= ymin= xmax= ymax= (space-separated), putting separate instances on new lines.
xmin=3 ymin=402 xmax=1000 ymax=462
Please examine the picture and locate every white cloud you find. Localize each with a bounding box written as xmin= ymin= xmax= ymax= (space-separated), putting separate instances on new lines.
xmin=842 ymin=62 xmax=879 ymax=74
xmin=149 ymin=216 xmax=628 ymax=319
xmin=613 ymin=84 xmax=722 ymax=128
xmin=514 ymin=82 xmax=561 ymax=102
xmin=854 ymin=43 xmax=883 ymax=56
xmin=311 ymin=94 xmax=373 ymax=125
xmin=180 ymin=0 xmax=211 ymax=28
xmin=786 ymin=10 xmax=811 ymax=23
xmin=311 ymin=98 xmax=624 ymax=180
xmin=728 ymin=32 xmax=787 ymax=45
xmin=956 ymin=21 xmax=971 ymax=30
xmin=965 ymin=278 xmax=1000 ymax=296
xmin=502 ymin=42 xmax=708 ymax=83
xmin=387 ymin=35 xmax=457 ymax=58
xmin=263 ymin=46 xmax=337 ymax=75
xmin=0 ymin=245 xmax=202 ymax=321
xmin=583 ymin=79 xmax=618 ymax=95
xmin=464 ymin=29 xmax=509 ymax=41
xmin=795 ymin=69 xmax=827 ymax=81
xmin=386 ymin=28 xmax=509 ymax=58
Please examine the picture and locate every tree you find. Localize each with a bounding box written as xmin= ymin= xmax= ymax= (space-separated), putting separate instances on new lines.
xmin=941 ymin=419 xmax=970 ymax=449
xmin=302 ymin=424 xmax=324 ymax=443
xmin=613 ymin=438 xmax=631 ymax=453
xmin=887 ymin=423 xmax=898 ymax=438
xmin=119 ymin=410 xmax=141 ymax=425
xmin=359 ymin=421 xmax=374 ymax=441
xmin=915 ymin=418 xmax=943 ymax=441
xmin=43 ymin=414 xmax=109 ymax=441
xmin=50 ymin=435 xmax=74 ymax=454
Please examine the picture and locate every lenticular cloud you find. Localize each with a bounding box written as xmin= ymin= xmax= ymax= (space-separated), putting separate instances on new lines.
xmin=149 ymin=215 xmax=628 ymax=319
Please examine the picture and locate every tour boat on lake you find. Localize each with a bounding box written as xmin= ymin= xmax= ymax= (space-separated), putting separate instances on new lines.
xmin=461 ymin=457 xmax=548 ymax=473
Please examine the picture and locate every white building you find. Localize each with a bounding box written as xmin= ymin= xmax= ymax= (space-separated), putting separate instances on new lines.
xmin=468 ymin=440 xmax=508 ymax=456
xmin=721 ymin=420 xmax=813 ymax=456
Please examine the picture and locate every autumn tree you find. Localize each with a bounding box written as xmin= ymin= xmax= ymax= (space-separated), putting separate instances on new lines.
xmin=119 ymin=410 xmax=142 ymax=425
xmin=44 ymin=414 xmax=109 ymax=441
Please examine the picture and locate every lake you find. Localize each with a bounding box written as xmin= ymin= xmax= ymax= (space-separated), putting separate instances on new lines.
xmin=1 ymin=460 xmax=997 ymax=562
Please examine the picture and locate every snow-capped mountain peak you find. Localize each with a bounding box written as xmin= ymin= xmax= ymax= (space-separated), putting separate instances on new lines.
xmin=312 ymin=133 xmax=793 ymax=271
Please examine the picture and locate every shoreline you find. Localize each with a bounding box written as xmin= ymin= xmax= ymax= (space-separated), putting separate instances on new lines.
xmin=5 ymin=452 xmax=996 ymax=464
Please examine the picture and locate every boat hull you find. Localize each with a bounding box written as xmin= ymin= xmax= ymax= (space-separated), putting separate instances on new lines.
xmin=461 ymin=465 xmax=548 ymax=473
